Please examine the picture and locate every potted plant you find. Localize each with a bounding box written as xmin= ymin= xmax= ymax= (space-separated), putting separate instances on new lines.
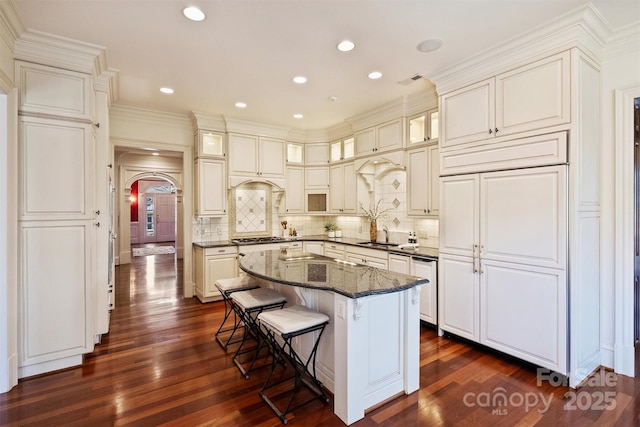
xmin=324 ymin=222 xmax=337 ymax=238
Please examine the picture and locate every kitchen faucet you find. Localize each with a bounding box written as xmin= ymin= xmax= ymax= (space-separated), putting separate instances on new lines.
xmin=382 ymin=225 xmax=389 ymax=243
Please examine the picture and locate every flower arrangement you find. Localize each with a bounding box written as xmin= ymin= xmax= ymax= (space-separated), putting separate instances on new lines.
xmin=360 ymin=199 xmax=392 ymax=221
xmin=360 ymin=199 xmax=392 ymax=243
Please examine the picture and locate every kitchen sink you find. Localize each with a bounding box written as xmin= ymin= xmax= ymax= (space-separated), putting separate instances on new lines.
xmin=356 ymin=242 xmax=398 ymax=248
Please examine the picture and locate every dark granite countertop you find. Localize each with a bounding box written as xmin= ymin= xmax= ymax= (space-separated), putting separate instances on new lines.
xmin=238 ymin=249 xmax=428 ymax=299
xmin=193 ymin=235 xmax=438 ymax=261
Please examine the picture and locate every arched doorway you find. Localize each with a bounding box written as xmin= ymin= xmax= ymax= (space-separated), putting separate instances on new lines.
xmin=130 ymin=178 xmax=177 ymax=246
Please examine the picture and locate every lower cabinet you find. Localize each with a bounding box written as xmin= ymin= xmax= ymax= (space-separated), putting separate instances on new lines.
xmin=194 ymin=245 xmax=238 ymax=302
xmin=412 ymin=258 xmax=437 ymax=326
xmin=324 ymin=242 xmax=345 ymax=260
xmin=346 ymin=247 xmax=389 ymax=270
xmin=303 ymin=241 xmax=324 ymax=255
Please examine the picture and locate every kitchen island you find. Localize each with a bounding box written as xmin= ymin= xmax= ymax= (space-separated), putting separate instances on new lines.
xmin=238 ymin=249 xmax=427 ymax=425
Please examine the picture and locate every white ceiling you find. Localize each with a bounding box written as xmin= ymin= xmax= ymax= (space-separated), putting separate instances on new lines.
xmin=13 ymin=0 xmax=640 ymax=131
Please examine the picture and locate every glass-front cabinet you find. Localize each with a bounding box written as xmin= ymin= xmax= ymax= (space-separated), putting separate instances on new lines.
xmin=330 ymin=136 xmax=354 ymax=162
xmin=197 ymin=129 xmax=225 ymax=158
xmin=287 ymin=142 xmax=303 ymax=164
xmin=408 ymin=109 xmax=438 ymax=145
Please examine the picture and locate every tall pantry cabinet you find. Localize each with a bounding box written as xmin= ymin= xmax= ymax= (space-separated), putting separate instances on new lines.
xmin=435 ymin=43 xmax=601 ymax=387
xmin=14 ymin=34 xmax=113 ymax=378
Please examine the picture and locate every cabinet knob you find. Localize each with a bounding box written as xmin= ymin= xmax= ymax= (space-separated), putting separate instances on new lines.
xmin=495 ymin=128 xmax=499 ymax=134
xmin=488 ymin=128 xmax=493 ymax=134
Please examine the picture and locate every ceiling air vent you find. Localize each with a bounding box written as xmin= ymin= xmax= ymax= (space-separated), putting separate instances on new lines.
xmin=398 ymin=73 xmax=423 ymax=86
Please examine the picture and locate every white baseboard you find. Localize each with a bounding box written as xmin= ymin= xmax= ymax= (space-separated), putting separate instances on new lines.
xmin=18 ymin=355 xmax=82 ymax=379
xmin=614 ymin=342 xmax=635 ymax=378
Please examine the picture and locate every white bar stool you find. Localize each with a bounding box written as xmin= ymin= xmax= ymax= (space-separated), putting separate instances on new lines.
xmin=257 ymin=305 xmax=330 ymax=424
xmin=230 ymin=287 xmax=287 ymax=379
xmin=214 ymin=275 xmax=260 ymax=350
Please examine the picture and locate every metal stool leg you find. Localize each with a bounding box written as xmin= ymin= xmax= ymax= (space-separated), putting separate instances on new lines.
xmin=229 ymin=288 xmax=287 ymax=379
xmin=258 ymin=306 xmax=330 ymax=424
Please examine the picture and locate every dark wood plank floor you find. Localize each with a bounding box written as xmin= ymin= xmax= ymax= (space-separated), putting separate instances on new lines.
xmin=1 ymin=248 xmax=639 ymax=426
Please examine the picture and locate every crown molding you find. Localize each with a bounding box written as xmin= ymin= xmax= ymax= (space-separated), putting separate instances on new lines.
xmin=430 ymin=3 xmax=611 ymax=95
xmin=404 ymin=86 xmax=438 ymax=117
xmin=14 ymin=29 xmax=107 ymax=77
xmin=346 ymin=95 xmax=405 ymax=132
xmin=94 ymin=68 xmax=119 ymax=105
xmin=111 ymin=104 xmax=191 ymax=129
xmin=327 ymin=121 xmax=354 ymax=141
xmin=190 ymin=111 xmax=226 ymax=132
xmin=603 ymin=23 xmax=640 ymax=60
xmin=0 ymin=0 xmax=24 ymax=51
xmin=223 ymin=116 xmax=290 ymax=139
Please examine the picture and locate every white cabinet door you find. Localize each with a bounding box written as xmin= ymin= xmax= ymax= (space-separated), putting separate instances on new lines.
xmin=21 ymin=222 xmax=94 ymax=365
xmin=438 ymin=254 xmax=479 ymax=341
xmin=195 ymin=159 xmax=226 ymax=216
xmin=441 ymin=78 xmax=494 ymax=149
xmin=204 ymin=255 xmax=238 ymax=298
xmin=412 ymin=259 xmax=436 ymax=325
xmin=306 ymin=167 xmax=330 ymax=189
xmin=303 ymin=241 xmax=324 ymax=255
xmin=480 ymin=166 xmax=566 ymax=269
xmin=285 ymin=167 xmax=304 ymax=214
xmin=495 ymin=51 xmax=570 ymax=137
xmin=324 ymin=243 xmax=345 ymax=260
xmin=439 ymin=174 xmax=480 ymax=257
xmin=427 ymin=144 xmax=440 ymax=216
xmin=377 ymin=119 xmax=403 ymax=152
xmin=354 ymin=128 xmax=376 ymax=157
xmin=408 ymin=145 xmax=439 ymax=217
xmin=342 ymin=162 xmax=357 ymax=214
xmin=480 ymin=260 xmax=566 ymax=373
xmin=407 ymin=148 xmax=428 ymax=216
xmin=259 ymin=137 xmax=285 ymax=177
xmin=305 ymin=143 xmax=330 ymax=165
xmin=228 ymin=134 xmax=258 ymax=176
xmin=329 ymin=164 xmax=344 ymax=213
xmin=388 ymin=254 xmax=410 ymax=274
xmin=20 ymin=117 xmax=93 ymax=221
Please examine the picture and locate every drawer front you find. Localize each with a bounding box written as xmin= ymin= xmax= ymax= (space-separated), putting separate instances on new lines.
xmin=204 ymin=246 xmax=237 ymax=256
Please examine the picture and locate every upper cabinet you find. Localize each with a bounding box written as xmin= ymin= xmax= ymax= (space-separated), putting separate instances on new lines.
xmin=197 ymin=130 xmax=225 ymax=158
xmin=354 ymin=119 xmax=403 ymax=158
xmin=15 ymin=61 xmax=94 ymax=121
xmin=305 ymin=143 xmax=330 ymax=165
xmin=407 ymin=145 xmax=439 ymax=217
xmin=408 ymin=109 xmax=439 ymax=146
xmin=194 ymin=159 xmax=227 ymax=216
xmin=287 ymin=142 xmax=304 ymax=164
xmin=228 ymin=133 xmax=285 ymax=179
xmin=440 ymin=51 xmax=570 ymax=150
xmin=330 ymin=137 xmax=355 ymax=162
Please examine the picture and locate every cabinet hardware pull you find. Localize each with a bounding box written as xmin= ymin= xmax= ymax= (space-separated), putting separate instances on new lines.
xmin=472 ymin=244 xmax=478 ymax=273
xmin=94 ymin=222 xmax=100 ymax=227
xmin=495 ymin=128 xmax=499 ymax=134
xmin=488 ymin=128 xmax=493 ymax=134
xmin=95 ymin=210 xmax=100 ymax=215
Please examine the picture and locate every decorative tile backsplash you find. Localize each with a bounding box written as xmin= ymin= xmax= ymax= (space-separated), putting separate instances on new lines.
xmin=193 ymin=163 xmax=439 ymax=248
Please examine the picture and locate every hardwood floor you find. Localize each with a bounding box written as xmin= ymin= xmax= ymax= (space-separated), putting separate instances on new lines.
xmin=1 ymin=249 xmax=639 ymax=426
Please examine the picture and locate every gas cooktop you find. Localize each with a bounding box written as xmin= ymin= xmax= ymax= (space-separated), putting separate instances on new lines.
xmin=231 ymin=236 xmax=289 ymax=244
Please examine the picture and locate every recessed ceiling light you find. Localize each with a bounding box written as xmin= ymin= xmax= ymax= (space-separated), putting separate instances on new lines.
xmin=416 ymin=38 xmax=443 ymax=53
xmin=293 ymin=113 xmax=303 ymax=119
xmin=235 ymin=102 xmax=247 ymax=108
xmin=337 ymin=40 xmax=355 ymax=52
xmin=183 ymin=6 xmax=206 ymax=22
xmin=368 ymin=71 xmax=383 ymax=80
xmin=293 ymin=76 xmax=307 ymax=84
xmin=152 ymin=152 xmax=160 ymax=156
xmin=328 ymin=96 xmax=338 ymax=102
xmin=142 ymin=148 xmax=157 ymax=151
xmin=160 ymin=87 xmax=174 ymax=94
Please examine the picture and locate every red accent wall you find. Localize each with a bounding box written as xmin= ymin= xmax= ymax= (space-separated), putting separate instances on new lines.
xmin=130 ymin=181 xmax=138 ymax=222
